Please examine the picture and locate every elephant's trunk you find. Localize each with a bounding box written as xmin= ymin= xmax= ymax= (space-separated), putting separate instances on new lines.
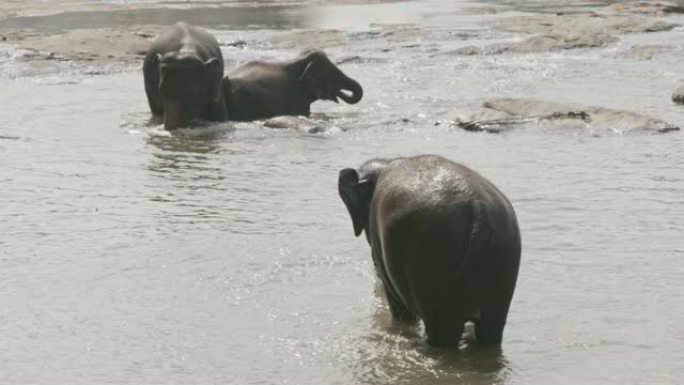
xmin=163 ymin=99 xmax=190 ymax=130
xmin=338 ymin=76 xmax=363 ymax=105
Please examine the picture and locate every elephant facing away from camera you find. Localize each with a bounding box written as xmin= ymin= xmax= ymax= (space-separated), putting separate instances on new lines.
xmin=338 ymin=155 xmax=521 ymax=347
xmin=223 ymin=49 xmax=363 ymax=121
xmin=143 ymin=22 xmax=228 ymax=130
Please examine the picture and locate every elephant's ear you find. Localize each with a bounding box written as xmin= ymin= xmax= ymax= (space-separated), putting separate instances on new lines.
xmin=338 ymin=168 xmax=373 ymax=237
xmin=204 ymin=58 xmax=223 ymax=101
xmin=298 ymin=59 xmax=324 ymax=99
xmin=297 ymin=49 xmax=327 ymax=80
xmin=298 ymin=60 xmax=315 ymax=81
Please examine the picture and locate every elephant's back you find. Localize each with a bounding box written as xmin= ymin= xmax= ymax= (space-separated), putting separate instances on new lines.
xmin=181 ymin=23 xmax=223 ymax=62
xmin=146 ymin=22 xmax=222 ymax=63
xmin=228 ymin=62 xmax=287 ymax=83
xmin=373 ymin=155 xmax=520 ymax=252
xmin=373 ymin=155 xmax=483 ymax=213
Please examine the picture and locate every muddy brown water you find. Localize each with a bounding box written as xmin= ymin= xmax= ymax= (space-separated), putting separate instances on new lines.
xmin=1 ymin=0 xmax=684 ymax=384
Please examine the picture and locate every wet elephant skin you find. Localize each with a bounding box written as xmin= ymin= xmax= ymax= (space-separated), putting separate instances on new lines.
xmin=223 ymin=49 xmax=363 ymax=121
xmin=338 ymin=155 xmax=521 ymax=347
xmin=143 ymin=22 xmax=228 ymax=130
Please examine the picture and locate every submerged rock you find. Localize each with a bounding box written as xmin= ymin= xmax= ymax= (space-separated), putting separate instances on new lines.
xmin=674 ymin=86 xmax=684 ymax=105
xmin=456 ymin=98 xmax=679 ymax=134
xmin=263 ymin=116 xmax=342 ymax=134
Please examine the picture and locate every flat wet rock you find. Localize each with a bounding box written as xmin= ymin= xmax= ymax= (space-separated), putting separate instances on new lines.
xmin=270 ymin=23 xmax=421 ymax=50
xmin=457 ymin=32 xmax=615 ymax=55
xmin=4 ymin=27 xmax=158 ymax=64
xmin=457 ymin=11 xmax=678 ymax=55
xmin=0 ymin=0 xmax=116 ymax=18
xmin=458 ymin=6 xmax=499 ymax=15
xmin=613 ymin=44 xmax=673 ymax=60
xmin=268 ymin=29 xmax=348 ymax=50
xmin=496 ymin=13 xmax=677 ymax=35
xmin=456 ymin=98 xmax=680 ymax=134
xmin=601 ymin=1 xmax=684 ymax=16
xmin=674 ymin=85 xmax=684 ymax=105
xmin=495 ymin=13 xmax=675 ymax=35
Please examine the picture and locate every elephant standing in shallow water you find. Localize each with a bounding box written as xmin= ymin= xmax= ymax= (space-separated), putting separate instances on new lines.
xmin=143 ymin=22 xmax=228 ymax=130
xmin=338 ymin=155 xmax=521 ymax=347
xmin=223 ymin=49 xmax=363 ymax=121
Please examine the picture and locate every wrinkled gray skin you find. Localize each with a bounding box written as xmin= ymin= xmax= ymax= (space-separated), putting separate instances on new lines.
xmin=223 ymin=49 xmax=363 ymax=121
xmin=339 ymin=155 xmax=521 ymax=347
xmin=143 ymin=22 xmax=228 ymax=130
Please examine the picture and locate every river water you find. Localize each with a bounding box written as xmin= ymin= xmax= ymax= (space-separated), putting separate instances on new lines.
xmin=1 ymin=0 xmax=684 ymax=384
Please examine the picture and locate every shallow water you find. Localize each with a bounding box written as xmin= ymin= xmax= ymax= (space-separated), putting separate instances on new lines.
xmin=2 ymin=0 xmax=684 ymax=384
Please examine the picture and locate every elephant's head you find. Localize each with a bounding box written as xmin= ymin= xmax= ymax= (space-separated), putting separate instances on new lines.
xmin=154 ymin=52 xmax=224 ymax=130
xmin=297 ymin=49 xmax=363 ymax=105
xmin=338 ymin=159 xmax=394 ymax=237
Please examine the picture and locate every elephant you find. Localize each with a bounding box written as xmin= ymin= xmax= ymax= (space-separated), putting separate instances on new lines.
xmin=222 ymin=49 xmax=363 ymax=121
xmin=338 ymin=155 xmax=521 ymax=347
xmin=143 ymin=22 xmax=228 ymax=130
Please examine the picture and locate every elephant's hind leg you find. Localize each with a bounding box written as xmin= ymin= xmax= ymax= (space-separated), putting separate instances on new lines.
xmin=473 ymin=283 xmax=510 ymax=346
xmin=422 ymin=280 xmax=470 ymax=347
xmin=474 ymin=312 xmax=506 ymax=346
xmin=424 ymin=312 xmax=465 ymax=347
xmin=472 ymin=248 xmax=517 ymax=346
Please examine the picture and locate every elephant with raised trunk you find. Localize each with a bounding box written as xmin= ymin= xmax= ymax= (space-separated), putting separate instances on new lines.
xmin=223 ymin=49 xmax=363 ymax=121
xmin=338 ymin=155 xmax=521 ymax=347
xmin=143 ymin=22 xmax=228 ymax=130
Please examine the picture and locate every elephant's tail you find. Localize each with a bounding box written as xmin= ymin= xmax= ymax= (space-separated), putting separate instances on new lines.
xmin=461 ymin=201 xmax=491 ymax=270
xmin=454 ymin=201 xmax=492 ymax=320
